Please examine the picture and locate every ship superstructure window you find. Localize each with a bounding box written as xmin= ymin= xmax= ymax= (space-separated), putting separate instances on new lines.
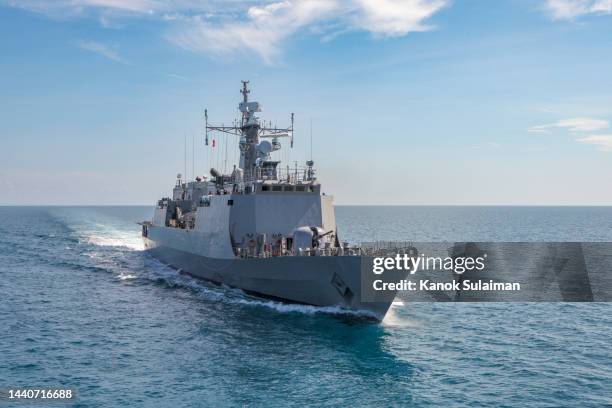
xmin=259 ymin=184 xmax=316 ymax=193
xmin=227 ymin=200 xmax=234 ymax=206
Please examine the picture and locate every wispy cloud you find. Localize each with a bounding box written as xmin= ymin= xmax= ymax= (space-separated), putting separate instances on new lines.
xmin=167 ymin=73 xmax=188 ymax=80
xmin=528 ymin=117 xmax=609 ymax=133
xmin=576 ymin=135 xmax=612 ymax=151
xmin=76 ymin=40 xmax=129 ymax=64
xmin=469 ymin=142 xmax=501 ymax=150
xmin=4 ymin=0 xmax=449 ymax=64
xmin=545 ymin=0 xmax=612 ymax=20
xmin=77 ymin=0 xmax=158 ymax=13
xmin=528 ymin=116 xmax=612 ymax=151
xmin=168 ymin=1 xmax=338 ymax=63
xmin=2 ymin=0 xmax=160 ymax=17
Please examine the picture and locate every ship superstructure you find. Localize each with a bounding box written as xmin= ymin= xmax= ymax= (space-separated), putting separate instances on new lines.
xmin=142 ymin=81 xmax=400 ymax=320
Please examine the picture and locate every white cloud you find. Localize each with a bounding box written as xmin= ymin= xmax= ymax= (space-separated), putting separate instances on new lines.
xmin=576 ymin=135 xmax=612 ymax=151
xmin=545 ymin=0 xmax=612 ymax=20
xmin=76 ymin=40 xmax=129 ymax=64
xmin=528 ymin=117 xmax=609 ymax=133
xmin=352 ymin=0 xmax=447 ymax=37
xmin=3 ymin=0 xmax=449 ymax=63
xmin=168 ymin=0 xmax=340 ymax=63
xmin=169 ymin=0 xmax=448 ymax=63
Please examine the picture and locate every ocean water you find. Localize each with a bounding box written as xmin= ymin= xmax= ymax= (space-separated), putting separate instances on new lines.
xmin=1 ymin=206 xmax=611 ymax=407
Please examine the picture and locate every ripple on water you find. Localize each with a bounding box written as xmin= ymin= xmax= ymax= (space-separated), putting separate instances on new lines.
xmin=1 ymin=206 xmax=611 ymax=407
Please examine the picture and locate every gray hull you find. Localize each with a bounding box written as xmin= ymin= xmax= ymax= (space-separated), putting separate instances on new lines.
xmin=144 ymin=228 xmax=395 ymax=320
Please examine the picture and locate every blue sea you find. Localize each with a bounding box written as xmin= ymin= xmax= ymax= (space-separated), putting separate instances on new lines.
xmin=1 ymin=206 xmax=611 ymax=407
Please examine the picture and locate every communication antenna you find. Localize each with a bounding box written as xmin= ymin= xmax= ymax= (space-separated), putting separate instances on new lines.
xmin=290 ymin=113 xmax=294 ymax=148
xmin=204 ymin=109 xmax=209 ymax=146
xmin=184 ymin=134 xmax=187 ymax=185
xmin=204 ymin=130 xmax=209 ymax=179
xmin=224 ymin=133 xmax=228 ymax=174
xmin=310 ymin=117 xmax=313 ymax=161
xmin=241 ymin=80 xmax=250 ymax=103
xmin=192 ymin=133 xmax=195 ymax=180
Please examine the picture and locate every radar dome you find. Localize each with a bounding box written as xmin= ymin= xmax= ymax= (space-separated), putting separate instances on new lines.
xmin=257 ymin=140 xmax=273 ymax=154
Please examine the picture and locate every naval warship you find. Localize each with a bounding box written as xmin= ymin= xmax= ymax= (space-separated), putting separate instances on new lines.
xmin=142 ymin=81 xmax=401 ymax=320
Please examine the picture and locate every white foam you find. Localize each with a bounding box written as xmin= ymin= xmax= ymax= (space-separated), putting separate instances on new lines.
xmin=57 ymin=211 xmax=144 ymax=251
xmin=229 ymin=297 xmax=377 ymax=318
xmin=86 ymin=234 xmax=144 ymax=251
xmin=382 ymin=303 xmax=419 ymax=327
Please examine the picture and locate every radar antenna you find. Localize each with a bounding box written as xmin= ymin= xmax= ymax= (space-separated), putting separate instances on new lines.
xmin=204 ymin=109 xmax=209 ymax=146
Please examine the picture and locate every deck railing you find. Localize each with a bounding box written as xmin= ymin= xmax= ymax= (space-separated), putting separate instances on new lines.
xmin=241 ymin=165 xmax=316 ymax=184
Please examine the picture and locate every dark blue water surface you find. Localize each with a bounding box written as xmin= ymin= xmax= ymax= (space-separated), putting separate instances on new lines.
xmin=1 ymin=206 xmax=611 ymax=407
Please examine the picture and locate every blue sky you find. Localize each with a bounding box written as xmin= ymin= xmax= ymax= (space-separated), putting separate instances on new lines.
xmin=1 ymin=0 xmax=611 ymax=205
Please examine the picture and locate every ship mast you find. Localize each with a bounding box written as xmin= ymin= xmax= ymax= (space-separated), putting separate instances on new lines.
xmin=204 ymin=81 xmax=294 ymax=182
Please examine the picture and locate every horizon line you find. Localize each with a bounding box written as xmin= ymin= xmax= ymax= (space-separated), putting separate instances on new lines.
xmin=2 ymin=204 xmax=612 ymax=207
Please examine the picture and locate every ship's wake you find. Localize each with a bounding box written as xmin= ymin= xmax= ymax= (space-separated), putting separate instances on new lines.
xmin=86 ymin=233 xmax=144 ymax=251
xmin=80 ymin=223 xmax=145 ymax=251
